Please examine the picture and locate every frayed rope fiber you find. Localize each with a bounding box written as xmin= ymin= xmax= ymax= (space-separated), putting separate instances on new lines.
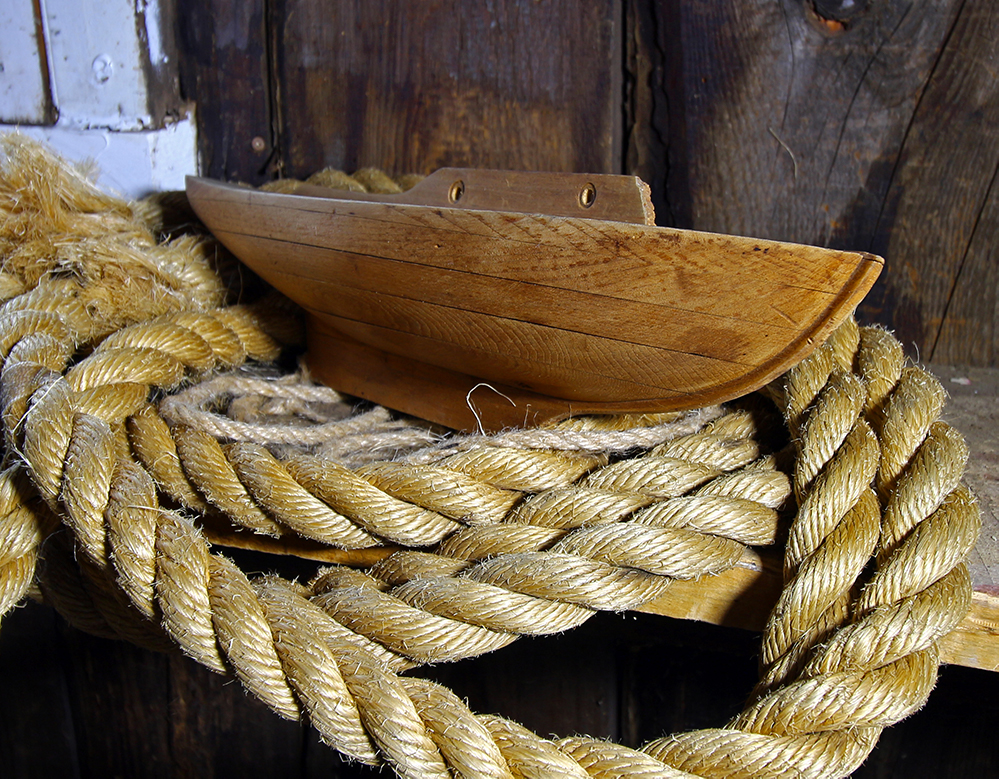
xmin=0 ymin=134 xmax=980 ymax=778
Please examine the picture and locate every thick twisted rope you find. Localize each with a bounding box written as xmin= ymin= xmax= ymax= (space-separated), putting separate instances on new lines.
xmin=0 ymin=137 xmax=980 ymax=778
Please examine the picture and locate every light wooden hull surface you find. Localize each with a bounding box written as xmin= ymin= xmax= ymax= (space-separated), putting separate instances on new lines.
xmin=187 ymin=174 xmax=882 ymax=430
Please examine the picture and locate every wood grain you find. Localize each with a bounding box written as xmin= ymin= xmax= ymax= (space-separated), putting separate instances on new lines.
xmin=862 ymin=2 xmax=999 ymax=364
xmin=187 ymin=176 xmax=881 ymax=429
xmin=7 ymin=1 xmax=999 ymax=775
xmin=632 ymin=0 xmax=999 ymax=365
xmin=930 ymin=170 xmax=999 ymax=365
xmin=296 ymin=168 xmax=657 ymax=225
xmin=175 ymin=0 xmax=275 ymax=184
xmin=633 ymin=0 xmax=961 ymax=242
xmin=269 ymin=0 xmax=622 ymax=177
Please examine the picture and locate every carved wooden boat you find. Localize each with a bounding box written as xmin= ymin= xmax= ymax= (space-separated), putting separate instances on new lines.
xmin=186 ymin=169 xmax=882 ymax=431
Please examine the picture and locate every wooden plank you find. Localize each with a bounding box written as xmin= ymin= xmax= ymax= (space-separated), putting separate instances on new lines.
xmin=624 ymin=0 xmax=679 ymax=224
xmin=866 ymin=1 xmax=999 ymax=364
xmin=633 ymin=0 xmax=961 ymax=243
xmin=629 ymin=1 xmax=999 ymax=365
xmin=241 ymin=237 xmax=804 ymax=360
xmin=58 ymin=620 xmax=174 ymax=776
xmin=295 ymin=167 xmax=657 ymax=225
xmin=42 ymin=0 xmax=181 ymax=130
xmin=930 ymin=169 xmax=999 ymax=365
xmin=270 ymin=0 xmax=622 ymax=177
xmin=8 ymin=119 xmax=199 ymax=198
xmin=175 ymin=0 xmax=274 ymax=183
xmin=0 ymin=0 xmax=54 ymax=125
xmin=194 ymin=193 xmax=878 ymax=318
xmin=164 ymin=651 xmax=306 ymax=778
xmin=0 ymin=602 xmax=79 ymax=777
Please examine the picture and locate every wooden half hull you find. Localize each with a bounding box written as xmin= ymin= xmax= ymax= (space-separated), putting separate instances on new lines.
xmin=186 ymin=175 xmax=882 ymax=431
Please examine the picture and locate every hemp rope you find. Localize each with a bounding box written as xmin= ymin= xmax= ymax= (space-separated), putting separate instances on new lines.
xmin=0 ymin=136 xmax=981 ymax=778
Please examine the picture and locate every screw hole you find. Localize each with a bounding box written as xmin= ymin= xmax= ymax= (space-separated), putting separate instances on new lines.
xmin=448 ymin=180 xmax=465 ymax=203
xmin=578 ymin=183 xmax=596 ymax=209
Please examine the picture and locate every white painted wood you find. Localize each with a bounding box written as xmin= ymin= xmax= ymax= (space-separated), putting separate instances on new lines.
xmin=41 ymin=0 xmax=157 ymax=130
xmin=0 ymin=0 xmax=194 ymax=197
xmin=0 ymin=1 xmax=52 ymax=124
xmin=2 ymin=116 xmax=199 ymax=199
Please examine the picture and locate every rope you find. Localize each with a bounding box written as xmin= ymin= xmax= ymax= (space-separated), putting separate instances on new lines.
xmin=0 ymin=135 xmax=981 ymax=778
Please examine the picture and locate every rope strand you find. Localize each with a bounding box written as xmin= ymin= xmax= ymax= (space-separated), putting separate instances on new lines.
xmin=0 ymin=138 xmax=980 ymax=778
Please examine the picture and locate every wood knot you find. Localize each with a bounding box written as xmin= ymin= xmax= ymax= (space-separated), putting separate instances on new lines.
xmin=808 ymin=0 xmax=870 ymax=34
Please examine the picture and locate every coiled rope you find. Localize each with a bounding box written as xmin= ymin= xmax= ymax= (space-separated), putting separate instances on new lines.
xmin=0 ymin=135 xmax=980 ymax=778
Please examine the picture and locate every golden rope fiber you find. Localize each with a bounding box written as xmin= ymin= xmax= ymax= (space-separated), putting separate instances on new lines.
xmin=640 ymin=328 xmax=979 ymax=778
xmin=0 ymin=138 xmax=981 ymax=778
xmin=0 ymin=139 xmax=297 ymax=637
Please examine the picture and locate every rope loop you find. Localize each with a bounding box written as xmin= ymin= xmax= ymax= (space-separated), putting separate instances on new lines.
xmin=0 ymin=137 xmax=980 ymax=778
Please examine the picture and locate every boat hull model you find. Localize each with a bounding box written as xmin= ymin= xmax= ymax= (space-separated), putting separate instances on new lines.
xmin=186 ymin=169 xmax=882 ymax=431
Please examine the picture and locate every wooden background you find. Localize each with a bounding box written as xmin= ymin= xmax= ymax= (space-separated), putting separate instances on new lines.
xmin=180 ymin=0 xmax=999 ymax=367
xmin=3 ymin=0 xmax=999 ymax=776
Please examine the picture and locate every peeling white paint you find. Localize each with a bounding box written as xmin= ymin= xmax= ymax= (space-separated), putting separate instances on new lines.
xmin=42 ymin=0 xmax=155 ymax=130
xmin=1 ymin=0 xmax=196 ymax=196
xmin=0 ymin=1 xmax=51 ymax=124
xmin=2 ymin=115 xmax=199 ymax=198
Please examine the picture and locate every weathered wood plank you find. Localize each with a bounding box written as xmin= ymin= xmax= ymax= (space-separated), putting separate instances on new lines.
xmin=0 ymin=1 xmax=55 ymax=125
xmin=930 ymin=170 xmax=999 ymax=365
xmin=41 ymin=0 xmax=183 ymax=131
xmin=164 ymin=650 xmax=306 ymax=778
xmin=624 ymin=0 xmax=681 ymax=223
xmin=58 ymin=620 xmax=174 ymax=777
xmin=175 ymin=0 xmax=274 ymax=183
xmin=632 ymin=1 xmax=999 ymax=365
xmin=271 ymin=0 xmax=622 ymax=177
xmin=869 ymin=0 xmax=999 ymax=364
xmin=0 ymin=602 xmax=79 ymax=777
xmin=635 ymin=0 xmax=961 ymax=243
